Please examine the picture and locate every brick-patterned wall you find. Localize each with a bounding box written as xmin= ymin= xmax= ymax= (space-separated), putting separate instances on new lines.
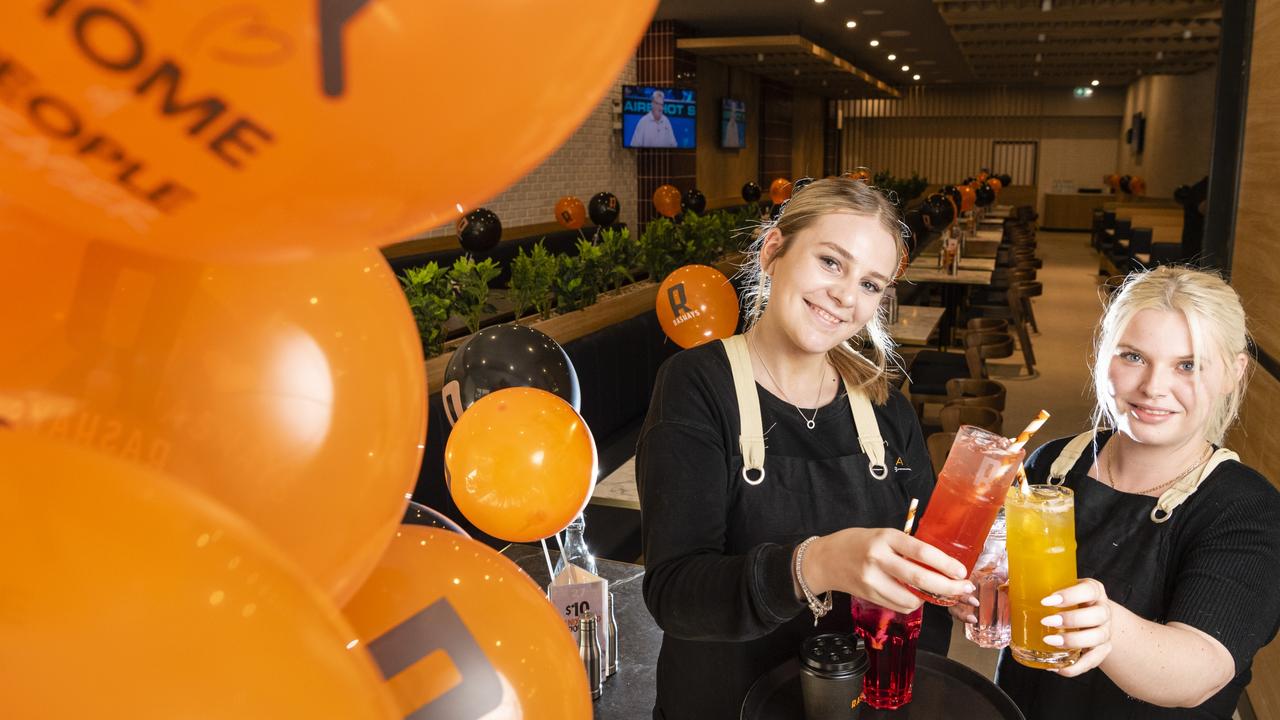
xmin=636 ymin=21 xmax=697 ymax=227
xmin=403 ymin=57 xmax=639 ymax=240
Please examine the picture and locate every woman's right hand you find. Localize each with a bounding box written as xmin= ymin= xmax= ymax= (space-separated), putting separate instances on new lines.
xmin=804 ymin=528 xmax=973 ymax=614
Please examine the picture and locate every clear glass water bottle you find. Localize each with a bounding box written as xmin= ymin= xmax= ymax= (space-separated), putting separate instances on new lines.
xmin=965 ymin=508 xmax=1010 ymax=648
xmin=554 ymin=513 xmax=598 ymax=578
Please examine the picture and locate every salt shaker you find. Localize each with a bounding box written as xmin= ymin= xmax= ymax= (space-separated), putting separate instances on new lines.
xmin=577 ymin=613 xmax=603 ymax=699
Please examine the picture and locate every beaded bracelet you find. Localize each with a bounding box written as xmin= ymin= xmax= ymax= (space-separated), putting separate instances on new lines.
xmin=794 ymin=536 xmax=832 ymax=626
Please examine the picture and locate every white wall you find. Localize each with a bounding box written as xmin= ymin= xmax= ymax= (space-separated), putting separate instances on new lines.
xmin=405 ymin=57 xmax=638 ymax=239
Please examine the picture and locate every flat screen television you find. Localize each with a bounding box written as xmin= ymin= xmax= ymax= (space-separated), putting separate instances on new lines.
xmin=720 ymin=98 xmax=746 ymax=149
xmin=621 ymin=85 xmax=696 ymax=149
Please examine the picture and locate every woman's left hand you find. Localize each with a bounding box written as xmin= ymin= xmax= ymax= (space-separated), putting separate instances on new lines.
xmin=1039 ymin=578 xmax=1113 ymax=677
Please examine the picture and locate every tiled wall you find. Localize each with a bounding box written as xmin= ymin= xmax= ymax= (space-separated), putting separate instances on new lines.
xmin=403 ymin=57 xmax=639 ymax=240
xmin=635 ymin=21 xmax=697 ymax=227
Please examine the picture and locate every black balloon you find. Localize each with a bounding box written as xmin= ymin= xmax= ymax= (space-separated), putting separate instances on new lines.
xmin=741 ymin=181 xmax=762 ymax=203
xmin=1119 ymin=175 xmax=1133 ymax=194
xmin=975 ymin=183 xmax=996 ymax=207
xmin=1173 ymin=185 xmax=1190 ymax=204
xmin=456 ymin=208 xmax=501 ymax=253
xmin=682 ymin=188 xmax=707 ymax=215
xmin=921 ymin=193 xmax=955 ymax=230
xmin=441 ymin=323 xmax=580 ymax=426
xmin=962 ymin=176 xmax=976 ymax=186
xmin=942 ymin=185 xmax=963 ymax=209
xmin=588 ymin=191 xmax=620 ymax=226
xmin=997 ymin=173 xmax=1013 ymax=187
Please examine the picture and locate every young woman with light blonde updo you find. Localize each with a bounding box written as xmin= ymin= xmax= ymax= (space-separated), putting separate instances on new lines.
xmin=638 ymin=177 xmax=970 ymax=719
xmin=965 ymin=266 xmax=1280 ymax=719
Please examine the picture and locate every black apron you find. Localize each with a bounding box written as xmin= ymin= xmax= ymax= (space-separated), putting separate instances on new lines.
xmin=996 ymin=431 xmax=1243 ymax=719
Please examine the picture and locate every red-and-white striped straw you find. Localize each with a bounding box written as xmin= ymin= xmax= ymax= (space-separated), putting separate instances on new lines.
xmin=1010 ymin=410 xmax=1051 ymax=453
xmin=902 ymin=497 xmax=920 ymax=534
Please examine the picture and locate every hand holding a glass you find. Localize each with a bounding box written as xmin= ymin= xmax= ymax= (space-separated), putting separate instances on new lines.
xmin=1036 ymin=577 xmax=1114 ymax=676
xmin=800 ymin=527 xmax=972 ymax=615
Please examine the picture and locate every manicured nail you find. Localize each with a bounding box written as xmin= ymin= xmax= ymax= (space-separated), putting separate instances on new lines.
xmin=1041 ymin=594 xmax=1063 ymax=607
xmin=1043 ymin=635 xmax=1064 ymax=646
xmin=968 ymin=596 xmax=981 ymax=607
xmin=966 ymin=615 xmax=977 ymax=624
xmin=1041 ymin=615 xmax=1063 ymax=627
xmin=963 ymin=582 xmax=976 ymax=594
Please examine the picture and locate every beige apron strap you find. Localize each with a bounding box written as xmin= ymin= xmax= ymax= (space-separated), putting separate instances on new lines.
xmin=843 ymin=377 xmax=889 ymax=480
xmin=1150 ymin=448 xmax=1239 ymax=524
xmin=721 ymin=336 xmax=767 ymax=486
xmin=1047 ymin=431 xmax=1095 ymax=486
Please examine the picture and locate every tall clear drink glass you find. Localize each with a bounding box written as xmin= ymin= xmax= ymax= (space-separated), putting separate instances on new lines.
xmin=1006 ymin=484 xmax=1081 ymax=669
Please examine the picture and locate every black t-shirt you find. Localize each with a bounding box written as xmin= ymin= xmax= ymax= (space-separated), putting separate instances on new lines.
xmin=997 ymin=432 xmax=1280 ymax=719
xmin=637 ymin=341 xmax=948 ymax=720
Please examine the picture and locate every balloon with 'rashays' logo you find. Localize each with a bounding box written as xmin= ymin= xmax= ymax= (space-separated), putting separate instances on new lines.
xmin=656 ymin=264 xmax=740 ymax=349
xmin=0 ymin=0 xmax=657 ymax=261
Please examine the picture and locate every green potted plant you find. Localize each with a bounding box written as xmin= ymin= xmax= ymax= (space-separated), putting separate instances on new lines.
xmin=398 ymin=262 xmax=453 ymax=357
xmin=448 ymin=255 xmax=500 ymax=334
xmin=597 ymin=227 xmax=638 ymax=291
xmin=638 ymin=216 xmax=679 ymax=282
xmin=510 ymin=241 xmax=557 ymax=319
xmin=554 ymin=239 xmax=607 ymax=312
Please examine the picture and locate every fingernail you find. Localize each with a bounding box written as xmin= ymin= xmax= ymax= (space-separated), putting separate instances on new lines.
xmin=968 ymin=596 xmax=981 ymax=607
xmin=963 ymin=582 xmax=976 ymax=594
xmin=1041 ymin=615 xmax=1063 ymax=627
xmin=967 ymin=615 xmax=977 ymax=624
xmin=1043 ymin=635 xmax=1064 ymax=647
xmin=1041 ymin=594 xmax=1063 ymax=607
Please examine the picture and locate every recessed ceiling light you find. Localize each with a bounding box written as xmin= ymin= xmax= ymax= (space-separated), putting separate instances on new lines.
xmin=1091 ymin=79 xmax=1100 ymax=86
xmin=1035 ymin=53 xmax=1043 ymax=62
xmin=869 ymin=39 xmax=880 ymax=47
xmin=1038 ymin=33 xmax=1046 ymax=42
xmin=888 ymin=54 xmax=897 ymax=61
xmin=1156 ymin=50 xmax=1164 ymax=60
xmin=1033 ymin=69 xmax=1040 ymax=77
xmin=846 ymin=20 xmax=857 ymax=28
xmin=814 ymin=0 xmax=825 ymax=4
xmin=1041 ymin=0 xmax=1052 ymax=10
xmin=901 ymin=65 xmax=910 ymax=71
xmin=1183 ymin=29 xmax=1193 ymax=39
xmin=912 ymin=74 xmax=921 ymax=81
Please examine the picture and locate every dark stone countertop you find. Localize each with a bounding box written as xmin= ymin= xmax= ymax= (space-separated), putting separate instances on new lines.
xmin=502 ymin=544 xmax=659 ymax=720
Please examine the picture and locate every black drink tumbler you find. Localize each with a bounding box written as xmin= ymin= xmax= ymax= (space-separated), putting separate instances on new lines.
xmin=799 ymin=633 xmax=869 ymax=720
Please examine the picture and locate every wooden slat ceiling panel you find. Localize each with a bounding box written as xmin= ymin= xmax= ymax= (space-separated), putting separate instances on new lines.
xmin=677 ymin=35 xmax=900 ymax=99
xmin=933 ymin=0 xmax=1222 ymax=83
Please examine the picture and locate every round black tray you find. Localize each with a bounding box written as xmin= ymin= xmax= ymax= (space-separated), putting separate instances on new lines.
xmin=741 ymin=650 xmax=1024 ymax=720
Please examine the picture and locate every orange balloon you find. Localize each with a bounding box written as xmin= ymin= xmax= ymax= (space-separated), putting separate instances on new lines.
xmin=843 ymin=169 xmax=872 ymax=183
xmin=0 ymin=212 xmax=426 ymax=605
xmin=345 ymin=525 xmax=591 ymax=719
xmin=769 ymin=177 xmax=794 ymax=204
xmin=976 ymin=171 xmax=990 ymax=182
xmin=1129 ymin=176 xmax=1147 ymax=195
xmin=959 ymin=184 xmax=977 ymax=212
xmin=653 ymin=184 xmax=682 ymax=218
xmin=1105 ymin=173 xmax=1122 ymax=190
xmin=445 ymin=387 xmax=596 ymax=542
xmin=0 ymin=1 xmax=657 ymax=261
xmin=987 ymin=177 xmax=1003 ymax=194
xmin=1 ymin=432 xmax=398 ymax=719
xmin=554 ymin=196 xmax=587 ymax=229
xmin=656 ymin=264 xmax=741 ymax=349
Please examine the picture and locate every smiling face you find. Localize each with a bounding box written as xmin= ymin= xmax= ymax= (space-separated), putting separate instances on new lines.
xmin=758 ymin=212 xmax=899 ymax=357
xmin=1105 ymin=308 xmax=1231 ymax=449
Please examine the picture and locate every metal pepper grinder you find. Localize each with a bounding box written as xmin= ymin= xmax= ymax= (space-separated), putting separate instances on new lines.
xmin=577 ymin=613 xmax=603 ymax=699
xmin=606 ymin=592 xmax=619 ymax=678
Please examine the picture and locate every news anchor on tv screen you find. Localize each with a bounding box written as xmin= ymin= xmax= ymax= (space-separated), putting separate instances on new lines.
xmin=631 ymin=89 xmax=678 ymax=147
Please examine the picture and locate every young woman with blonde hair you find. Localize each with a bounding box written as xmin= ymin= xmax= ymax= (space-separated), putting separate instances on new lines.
xmin=967 ymin=266 xmax=1280 ymax=718
xmin=638 ymin=177 xmax=970 ymax=719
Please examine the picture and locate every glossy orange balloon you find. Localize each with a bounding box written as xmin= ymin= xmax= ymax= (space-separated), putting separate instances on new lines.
xmin=653 ymin=184 xmax=683 ymax=218
xmin=1104 ymin=173 xmax=1121 ymax=190
xmin=987 ymin=177 xmax=1003 ymax=194
xmin=1 ymin=432 xmax=398 ymax=719
xmin=1129 ymin=176 xmax=1146 ymax=195
xmin=0 ymin=212 xmax=426 ymax=605
xmin=554 ymin=196 xmax=587 ymax=229
xmin=843 ymin=169 xmax=872 ymax=183
xmin=345 ymin=525 xmax=591 ymax=719
xmin=959 ymin=184 xmax=977 ymax=212
xmin=0 ymin=0 xmax=657 ymax=261
xmin=445 ymin=387 xmax=596 ymax=542
xmin=976 ymin=171 xmax=990 ymax=182
xmin=770 ymin=177 xmax=794 ymax=204
xmin=656 ymin=264 xmax=741 ymax=349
